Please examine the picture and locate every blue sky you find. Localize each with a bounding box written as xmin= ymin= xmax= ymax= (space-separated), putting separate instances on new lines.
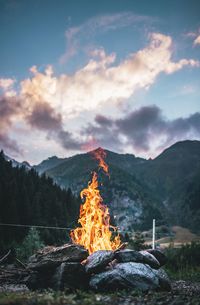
xmin=0 ymin=0 xmax=200 ymax=163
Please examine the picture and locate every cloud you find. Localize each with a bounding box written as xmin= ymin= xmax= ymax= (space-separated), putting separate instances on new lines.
xmin=25 ymin=102 xmax=62 ymax=131
xmin=60 ymin=12 xmax=153 ymax=63
xmin=84 ymin=105 xmax=200 ymax=157
xmin=194 ymin=35 xmax=200 ymax=45
xmin=0 ymin=96 xmax=22 ymax=154
xmin=185 ymin=28 xmax=200 ymax=46
xmin=23 ymin=99 xmax=83 ymax=151
xmin=1 ymin=32 xmax=199 ymax=157
xmin=0 ymin=78 xmax=15 ymax=90
xmin=21 ymin=33 xmax=200 ymax=118
xmin=184 ymin=31 xmax=197 ymax=38
xmin=0 ymin=78 xmax=16 ymax=97
xmin=0 ymin=72 xmax=83 ymax=153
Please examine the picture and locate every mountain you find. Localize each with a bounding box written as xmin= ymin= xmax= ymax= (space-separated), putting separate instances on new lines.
xmin=135 ymin=140 xmax=200 ymax=232
xmin=33 ymin=156 xmax=66 ymax=174
xmin=34 ymin=140 xmax=200 ymax=233
xmin=135 ymin=140 xmax=200 ymax=197
xmin=34 ymin=149 xmax=164 ymax=232
xmin=2 ymin=152 xmax=31 ymax=170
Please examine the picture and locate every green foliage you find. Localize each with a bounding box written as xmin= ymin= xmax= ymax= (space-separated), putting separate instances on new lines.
xmin=0 ymin=151 xmax=81 ymax=254
xmin=128 ymin=232 xmax=147 ymax=251
xmin=1 ymin=287 xmax=200 ymax=305
xmin=165 ymin=242 xmax=200 ymax=281
xmin=16 ymin=228 xmax=44 ymax=260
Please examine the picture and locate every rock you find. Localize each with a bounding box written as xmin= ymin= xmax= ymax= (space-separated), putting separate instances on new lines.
xmin=26 ymin=262 xmax=90 ymax=290
xmin=153 ymin=268 xmax=171 ymax=291
xmin=115 ymin=249 xmax=145 ymax=263
xmin=146 ymin=249 xmax=167 ymax=266
xmin=115 ymin=249 xmax=160 ymax=269
xmin=28 ymin=244 xmax=88 ymax=271
xmin=52 ymin=262 xmax=90 ymax=290
xmin=90 ymin=262 xmax=160 ymax=291
xmin=27 ymin=259 xmax=61 ymax=272
xmin=139 ymin=250 xmax=160 ymax=269
xmin=25 ymin=272 xmax=50 ymax=290
xmin=85 ymin=250 xmax=115 ymax=274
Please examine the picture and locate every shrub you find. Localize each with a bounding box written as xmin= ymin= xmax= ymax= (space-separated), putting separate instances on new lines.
xmin=165 ymin=242 xmax=200 ymax=280
xmin=16 ymin=227 xmax=44 ymax=261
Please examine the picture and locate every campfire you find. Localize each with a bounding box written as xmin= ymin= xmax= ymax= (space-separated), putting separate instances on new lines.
xmin=21 ymin=148 xmax=171 ymax=292
xmin=70 ymin=148 xmax=121 ymax=254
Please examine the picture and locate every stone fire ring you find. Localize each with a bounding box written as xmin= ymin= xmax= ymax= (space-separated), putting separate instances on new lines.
xmin=25 ymin=244 xmax=171 ymax=292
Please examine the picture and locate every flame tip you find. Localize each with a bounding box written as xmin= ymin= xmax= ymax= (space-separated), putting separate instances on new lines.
xmin=70 ymin=147 xmax=121 ymax=254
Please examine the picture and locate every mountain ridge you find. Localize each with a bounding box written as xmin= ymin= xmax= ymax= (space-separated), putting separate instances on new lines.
xmin=2 ymin=140 xmax=200 ymax=233
xmin=34 ymin=140 xmax=200 ymax=233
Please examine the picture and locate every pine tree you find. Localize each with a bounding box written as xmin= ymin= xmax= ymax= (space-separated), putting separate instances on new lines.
xmin=16 ymin=227 xmax=44 ymax=260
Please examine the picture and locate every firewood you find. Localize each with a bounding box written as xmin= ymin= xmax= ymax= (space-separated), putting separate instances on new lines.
xmin=0 ymin=250 xmax=11 ymax=264
xmin=115 ymin=242 xmax=128 ymax=252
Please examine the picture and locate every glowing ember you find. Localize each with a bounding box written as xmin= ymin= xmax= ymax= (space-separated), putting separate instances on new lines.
xmin=70 ymin=148 xmax=121 ymax=254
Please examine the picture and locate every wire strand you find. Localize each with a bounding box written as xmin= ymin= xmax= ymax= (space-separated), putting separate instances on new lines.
xmin=0 ymin=223 xmax=72 ymax=231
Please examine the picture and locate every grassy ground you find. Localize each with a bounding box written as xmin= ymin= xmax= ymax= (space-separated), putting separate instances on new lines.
xmin=0 ymin=281 xmax=200 ymax=305
xmin=166 ymin=266 xmax=200 ymax=282
xmin=1 ymin=238 xmax=199 ymax=304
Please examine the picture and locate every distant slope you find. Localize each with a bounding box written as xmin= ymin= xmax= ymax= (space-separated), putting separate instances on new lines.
xmin=33 ymin=156 xmax=66 ymax=174
xmin=2 ymin=151 xmax=31 ymax=170
xmin=41 ymin=148 xmax=165 ymax=231
xmin=134 ymin=141 xmax=200 ymax=232
xmin=145 ymin=226 xmax=200 ymax=248
xmin=136 ymin=140 xmax=200 ymax=197
xmin=37 ymin=140 xmax=200 ymax=233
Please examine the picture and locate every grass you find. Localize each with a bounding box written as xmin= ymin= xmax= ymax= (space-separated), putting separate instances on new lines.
xmin=1 ymin=241 xmax=200 ymax=304
xmin=0 ymin=290 xmax=151 ymax=305
xmin=165 ymin=266 xmax=200 ymax=282
xmin=1 ymin=286 xmax=200 ymax=305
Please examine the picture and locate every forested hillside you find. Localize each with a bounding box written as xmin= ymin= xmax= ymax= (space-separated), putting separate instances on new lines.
xmin=0 ymin=151 xmax=80 ymax=253
xmin=37 ymin=141 xmax=200 ymax=234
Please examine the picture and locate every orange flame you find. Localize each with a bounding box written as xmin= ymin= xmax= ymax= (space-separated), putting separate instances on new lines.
xmin=70 ymin=148 xmax=121 ymax=254
xmin=91 ymin=147 xmax=109 ymax=175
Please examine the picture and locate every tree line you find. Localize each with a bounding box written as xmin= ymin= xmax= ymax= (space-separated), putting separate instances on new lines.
xmin=0 ymin=151 xmax=81 ymax=254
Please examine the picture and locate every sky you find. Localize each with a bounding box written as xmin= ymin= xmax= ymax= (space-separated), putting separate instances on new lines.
xmin=0 ymin=0 xmax=200 ymax=164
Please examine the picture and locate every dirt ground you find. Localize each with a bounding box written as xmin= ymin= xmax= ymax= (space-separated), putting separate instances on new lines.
xmin=0 ymin=280 xmax=200 ymax=305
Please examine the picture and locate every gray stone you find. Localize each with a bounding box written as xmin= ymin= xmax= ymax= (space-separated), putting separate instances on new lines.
xmin=139 ymin=250 xmax=160 ymax=269
xmin=85 ymin=250 xmax=115 ymax=274
xmin=52 ymin=262 xmax=90 ymax=290
xmin=28 ymin=244 xmax=88 ymax=271
xmin=153 ymin=268 xmax=171 ymax=291
xmin=89 ymin=262 xmax=160 ymax=291
xmin=115 ymin=249 xmax=160 ymax=269
xmin=26 ymin=262 xmax=90 ymax=290
xmin=25 ymin=271 xmax=53 ymax=290
xmin=146 ymin=249 xmax=167 ymax=266
xmin=115 ymin=249 xmax=146 ymax=263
